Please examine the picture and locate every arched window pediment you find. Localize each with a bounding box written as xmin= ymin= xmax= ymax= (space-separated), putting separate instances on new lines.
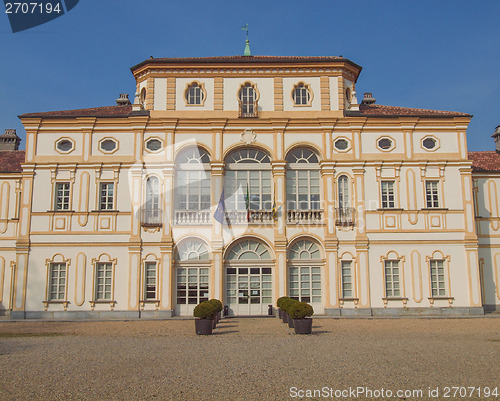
xmin=289 ymin=239 xmax=321 ymax=260
xmin=226 ymin=239 xmax=271 ymax=261
xmin=175 ymin=239 xmax=210 ymax=262
xmin=176 ymin=146 xmax=211 ymax=165
xmin=225 ymin=148 xmax=271 ymax=165
xmin=286 ymin=148 xmax=319 ymax=164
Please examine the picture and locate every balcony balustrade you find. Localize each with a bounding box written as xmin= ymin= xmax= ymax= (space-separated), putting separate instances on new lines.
xmin=141 ymin=208 xmax=162 ymax=227
xmin=287 ymin=209 xmax=323 ymax=224
xmin=174 ymin=210 xmax=211 ymax=225
xmin=335 ymin=207 xmax=355 ymax=226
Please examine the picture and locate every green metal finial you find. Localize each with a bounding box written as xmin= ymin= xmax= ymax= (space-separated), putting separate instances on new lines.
xmin=241 ymin=24 xmax=251 ymax=56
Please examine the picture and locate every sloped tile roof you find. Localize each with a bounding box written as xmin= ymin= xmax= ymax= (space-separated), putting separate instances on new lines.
xmin=346 ymin=104 xmax=471 ymax=118
xmin=468 ymin=151 xmax=500 ymax=173
xmin=0 ymin=150 xmax=25 ymax=173
xmin=131 ymin=55 xmax=362 ymax=71
xmin=19 ymin=105 xmax=136 ymax=119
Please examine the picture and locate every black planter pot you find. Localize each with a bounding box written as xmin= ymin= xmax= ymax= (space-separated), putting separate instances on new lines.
xmin=288 ymin=316 xmax=294 ymax=328
xmin=195 ymin=318 xmax=213 ymax=335
xmin=293 ymin=318 xmax=313 ymax=334
xmin=278 ymin=308 xmax=283 ymax=319
xmin=212 ymin=316 xmax=217 ymax=329
xmin=282 ymin=311 xmax=289 ymax=323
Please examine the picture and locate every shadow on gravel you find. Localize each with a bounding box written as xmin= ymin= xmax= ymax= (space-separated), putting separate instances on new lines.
xmin=213 ymin=330 xmax=239 ymax=335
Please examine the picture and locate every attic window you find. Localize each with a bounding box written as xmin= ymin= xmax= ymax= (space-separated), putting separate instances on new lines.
xmin=292 ymin=83 xmax=312 ymax=106
xmin=55 ymin=138 xmax=75 ymax=154
xmin=377 ymin=137 xmax=394 ymax=151
xmin=146 ymin=138 xmax=162 ymax=152
xmin=423 ymin=137 xmax=437 ymax=150
xmin=185 ymin=82 xmax=206 ymax=105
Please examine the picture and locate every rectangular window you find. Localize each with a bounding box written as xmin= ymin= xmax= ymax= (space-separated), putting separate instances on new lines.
xmin=341 ymin=261 xmax=353 ymax=298
xmin=48 ymin=262 xmax=66 ymax=301
xmin=384 ymin=260 xmax=400 ymax=297
xmin=176 ymin=267 xmax=209 ymax=305
xmin=425 ymin=180 xmax=439 ymax=208
xmin=144 ymin=262 xmax=157 ymax=300
xmin=55 ymin=182 xmax=71 ymax=210
xmin=381 ymin=181 xmax=395 ymax=208
xmin=95 ymin=262 xmax=113 ymax=301
xmin=99 ymin=183 xmax=114 ymax=210
xmin=286 ymin=170 xmax=320 ymax=210
xmin=430 ymin=260 xmax=446 ymax=297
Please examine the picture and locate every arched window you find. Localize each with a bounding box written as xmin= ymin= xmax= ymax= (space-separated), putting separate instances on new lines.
xmin=224 ymin=148 xmax=272 ymax=213
xmin=225 ymin=239 xmax=273 ymax=315
xmin=185 ymin=82 xmax=205 ymax=105
xmin=288 ymin=239 xmax=322 ymax=311
xmin=238 ymin=83 xmax=258 ymax=117
xmin=175 ymin=239 xmax=210 ymax=315
xmin=286 ymin=148 xmax=320 ymax=210
xmin=174 ymin=147 xmax=211 ymax=224
xmin=292 ymin=83 xmax=311 ymax=106
xmin=338 ymin=175 xmax=349 ymax=209
xmin=336 ymin=175 xmax=354 ymax=226
xmin=142 ymin=176 xmax=161 ymax=226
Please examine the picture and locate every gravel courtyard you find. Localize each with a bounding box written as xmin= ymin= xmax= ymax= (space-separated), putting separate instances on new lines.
xmin=0 ymin=317 xmax=499 ymax=400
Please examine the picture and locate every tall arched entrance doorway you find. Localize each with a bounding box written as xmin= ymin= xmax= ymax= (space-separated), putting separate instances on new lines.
xmin=224 ymin=239 xmax=273 ymax=316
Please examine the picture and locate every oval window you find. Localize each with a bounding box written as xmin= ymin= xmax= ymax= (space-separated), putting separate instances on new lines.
xmin=423 ymin=137 xmax=436 ymax=150
xmin=56 ymin=139 xmax=73 ymax=152
xmin=146 ymin=139 xmax=162 ymax=151
xmin=334 ymin=138 xmax=349 ymax=151
xmin=377 ymin=138 xmax=393 ymax=150
xmin=100 ymin=139 xmax=117 ymax=152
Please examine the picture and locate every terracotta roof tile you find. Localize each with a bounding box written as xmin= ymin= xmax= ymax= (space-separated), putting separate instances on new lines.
xmin=346 ymin=104 xmax=471 ymax=118
xmin=19 ymin=105 xmax=135 ymax=119
xmin=131 ymin=55 xmax=362 ymax=71
xmin=0 ymin=150 xmax=25 ymax=173
xmin=468 ymin=151 xmax=500 ymax=173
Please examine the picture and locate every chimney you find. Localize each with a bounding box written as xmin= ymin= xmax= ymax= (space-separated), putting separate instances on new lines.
xmin=0 ymin=129 xmax=21 ymax=151
xmin=361 ymin=92 xmax=376 ymax=105
xmin=492 ymin=125 xmax=500 ymax=153
xmin=116 ymin=93 xmax=131 ymax=106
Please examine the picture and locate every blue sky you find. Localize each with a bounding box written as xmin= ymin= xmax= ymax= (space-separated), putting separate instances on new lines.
xmin=1 ymin=0 xmax=499 ymax=151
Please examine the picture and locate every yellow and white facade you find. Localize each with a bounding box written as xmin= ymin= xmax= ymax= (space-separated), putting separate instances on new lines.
xmin=1 ymin=55 xmax=498 ymax=318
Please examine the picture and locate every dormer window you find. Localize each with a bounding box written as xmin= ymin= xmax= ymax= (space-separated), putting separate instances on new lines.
xmin=292 ymin=83 xmax=312 ymax=106
xmin=185 ymin=82 xmax=206 ymax=106
xmin=238 ymin=82 xmax=258 ymax=118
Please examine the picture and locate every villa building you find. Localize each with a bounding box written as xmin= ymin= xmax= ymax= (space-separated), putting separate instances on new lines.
xmin=0 ymin=54 xmax=499 ymax=318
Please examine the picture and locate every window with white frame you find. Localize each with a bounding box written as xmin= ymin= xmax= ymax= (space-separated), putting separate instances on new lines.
xmin=95 ymin=262 xmax=113 ymax=301
xmin=142 ymin=176 xmax=161 ymax=226
xmin=55 ymin=182 xmax=71 ymax=210
xmin=425 ymin=180 xmax=439 ymax=208
xmin=292 ymin=83 xmax=311 ymax=105
xmin=381 ymin=181 xmax=395 ymax=208
xmin=175 ymin=147 xmax=211 ymax=212
xmin=341 ymin=260 xmax=353 ymax=298
xmin=384 ymin=260 xmax=400 ymax=298
xmin=238 ymin=83 xmax=257 ymax=117
xmin=288 ymin=240 xmax=321 ymax=304
xmin=225 ymin=148 xmax=272 ymax=210
xmin=286 ymin=148 xmax=320 ymax=210
xmin=429 ymin=259 xmax=446 ymax=297
xmin=48 ymin=262 xmax=66 ymax=301
xmin=99 ymin=182 xmax=114 ymax=210
xmin=338 ymin=175 xmax=349 ymax=209
xmin=175 ymin=239 xmax=210 ymax=305
xmin=144 ymin=261 xmax=157 ymax=300
xmin=185 ymin=82 xmax=205 ymax=105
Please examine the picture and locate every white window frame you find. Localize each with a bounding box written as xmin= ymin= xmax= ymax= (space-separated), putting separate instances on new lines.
xmin=429 ymin=259 xmax=446 ymax=297
xmin=425 ymin=180 xmax=440 ymax=208
xmin=48 ymin=262 xmax=67 ymax=301
xmin=94 ymin=262 xmax=113 ymax=301
xmin=54 ymin=182 xmax=71 ymax=210
xmin=338 ymin=175 xmax=350 ymax=209
xmin=341 ymin=260 xmax=354 ymax=299
xmin=381 ymin=181 xmax=396 ymax=209
xmin=225 ymin=149 xmax=272 ymax=211
xmin=286 ymin=148 xmax=320 ymax=210
xmin=144 ymin=261 xmax=158 ymax=301
xmin=288 ymin=240 xmax=322 ymax=305
xmin=292 ymin=83 xmax=312 ymax=106
xmin=384 ymin=260 xmax=401 ymax=298
xmin=99 ymin=182 xmax=115 ymax=210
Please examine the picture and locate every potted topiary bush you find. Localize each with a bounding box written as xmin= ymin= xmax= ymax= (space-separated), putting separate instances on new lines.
xmin=285 ymin=299 xmax=299 ymax=329
xmin=280 ymin=298 xmax=296 ymax=324
xmin=289 ymin=301 xmax=314 ymax=334
xmin=209 ymin=299 xmax=223 ymax=324
xmin=276 ymin=296 xmax=288 ymax=319
xmin=194 ymin=301 xmax=216 ymax=335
